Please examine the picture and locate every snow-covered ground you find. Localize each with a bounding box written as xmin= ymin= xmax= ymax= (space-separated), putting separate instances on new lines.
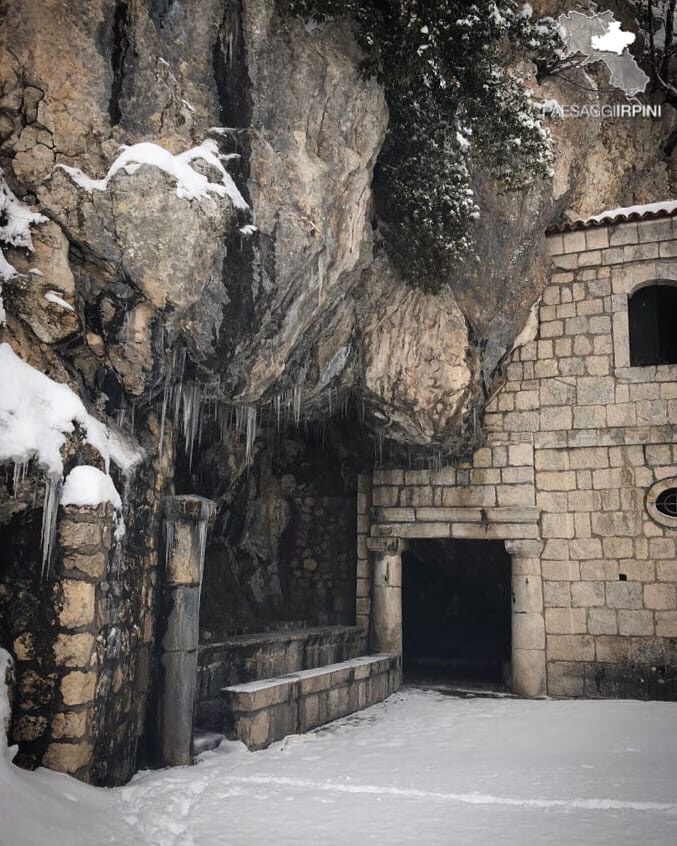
xmin=2 ymin=688 xmax=677 ymax=846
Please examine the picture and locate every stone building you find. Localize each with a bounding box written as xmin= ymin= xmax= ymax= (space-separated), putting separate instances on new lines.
xmin=362 ymin=202 xmax=677 ymax=701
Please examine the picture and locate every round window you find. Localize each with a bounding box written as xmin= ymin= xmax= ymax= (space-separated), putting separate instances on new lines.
xmin=646 ymin=479 xmax=677 ymax=529
xmin=656 ymin=488 xmax=677 ymax=519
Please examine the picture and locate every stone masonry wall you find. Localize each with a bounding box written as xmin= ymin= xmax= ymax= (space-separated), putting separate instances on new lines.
xmin=366 ymin=214 xmax=677 ymax=700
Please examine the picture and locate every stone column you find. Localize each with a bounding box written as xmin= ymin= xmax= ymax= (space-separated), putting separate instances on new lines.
xmin=369 ymin=541 xmax=402 ymax=656
xmin=355 ymin=472 xmax=372 ymax=651
xmin=159 ymin=495 xmax=215 ymax=767
xmin=506 ymin=540 xmax=546 ymax=698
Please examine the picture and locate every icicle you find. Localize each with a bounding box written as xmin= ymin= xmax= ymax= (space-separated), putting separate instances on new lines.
xmin=40 ymin=474 xmax=61 ymax=578
xmin=12 ymin=459 xmax=28 ymax=493
xmin=245 ymin=406 xmax=257 ymax=465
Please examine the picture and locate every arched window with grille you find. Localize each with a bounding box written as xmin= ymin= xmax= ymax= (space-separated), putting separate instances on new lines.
xmin=628 ymin=282 xmax=677 ymax=366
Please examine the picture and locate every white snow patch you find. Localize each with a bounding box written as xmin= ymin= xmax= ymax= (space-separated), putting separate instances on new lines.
xmin=239 ymin=224 xmax=257 ymax=236
xmin=57 ymin=139 xmax=248 ymax=209
xmin=0 ymin=342 xmax=142 ymax=478
xmin=61 ymin=465 xmax=122 ymax=509
xmin=44 ymin=291 xmax=75 ymax=312
xmin=591 ymin=21 xmax=636 ymax=54
xmin=0 ymin=170 xmax=47 ymax=323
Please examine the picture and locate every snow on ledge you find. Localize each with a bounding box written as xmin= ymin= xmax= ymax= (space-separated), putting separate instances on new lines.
xmin=61 ymin=465 xmax=122 ymax=510
xmin=56 ymin=139 xmax=248 ymax=209
xmin=0 ymin=342 xmax=143 ymax=477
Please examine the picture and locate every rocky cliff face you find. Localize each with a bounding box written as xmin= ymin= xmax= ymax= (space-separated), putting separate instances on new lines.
xmin=1 ymin=0 xmax=674 ymax=458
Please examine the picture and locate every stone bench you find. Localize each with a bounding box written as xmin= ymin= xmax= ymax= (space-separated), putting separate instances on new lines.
xmin=197 ymin=625 xmax=362 ymax=729
xmin=221 ymin=653 xmax=401 ymax=750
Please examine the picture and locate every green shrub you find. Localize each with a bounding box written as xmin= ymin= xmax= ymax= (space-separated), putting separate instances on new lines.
xmin=287 ymin=1 xmax=561 ymax=291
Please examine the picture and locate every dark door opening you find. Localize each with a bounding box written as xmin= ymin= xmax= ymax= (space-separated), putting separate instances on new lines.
xmin=402 ymin=539 xmax=512 ymax=689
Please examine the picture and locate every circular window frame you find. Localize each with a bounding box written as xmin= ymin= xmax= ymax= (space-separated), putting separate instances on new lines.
xmin=645 ymin=478 xmax=677 ymax=529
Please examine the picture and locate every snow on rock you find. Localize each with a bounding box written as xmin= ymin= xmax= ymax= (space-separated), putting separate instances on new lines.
xmin=0 ymin=342 xmax=142 ymax=477
xmin=0 ymin=170 xmax=48 ymax=324
xmin=61 ymin=465 xmax=122 ymax=509
xmin=57 ymin=139 xmax=248 ymax=209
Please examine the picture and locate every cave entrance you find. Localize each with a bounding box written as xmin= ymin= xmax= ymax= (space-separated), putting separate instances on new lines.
xmin=402 ymin=539 xmax=512 ymax=690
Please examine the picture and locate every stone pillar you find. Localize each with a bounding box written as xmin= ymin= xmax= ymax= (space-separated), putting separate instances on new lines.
xmin=369 ymin=543 xmax=402 ymax=656
xmin=39 ymin=502 xmax=113 ymax=780
xmin=159 ymin=495 xmax=215 ymax=766
xmin=506 ymin=540 xmax=546 ymax=698
xmin=355 ymin=472 xmax=372 ymax=651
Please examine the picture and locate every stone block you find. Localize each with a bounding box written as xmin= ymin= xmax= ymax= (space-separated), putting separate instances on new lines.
xmin=496 ymin=486 xmax=534 ymax=506
xmin=577 ymin=377 xmax=615 ymax=405
xmin=512 ymin=613 xmax=545 ymax=650
xmin=535 ymin=449 xmax=569 ymax=471
xmin=542 ymin=561 xmax=579 ymax=581
xmin=380 ymin=508 xmax=415 ymax=522
xmin=588 ymin=608 xmax=618 ymax=635
xmin=606 ymin=581 xmax=642 ymax=609
xmin=637 ymin=218 xmax=672 ymax=243
xmin=547 ymin=661 xmax=584 ymax=697
xmin=58 ymin=521 xmax=102 ymax=552
xmin=608 ymin=223 xmax=637 ymax=246
xmin=585 ymin=228 xmax=609 ymax=250
xmin=63 ymin=552 xmax=108 ymax=579
xmin=537 ymin=471 xmax=576 ymax=491
xmin=618 ymin=610 xmax=654 ymax=636
xmin=577 ymin=249 xmax=601 ymax=267
xmin=512 ymin=574 xmax=544 ymax=613
xmin=657 ymin=561 xmax=677 ymax=582
xmin=61 ymin=671 xmax=97 ymax=706
xmin=548 ymin=634 xmax=595 ymax=662
xmin=580 ymin=561 xmax=618 ymax=581
xmin=656 ymin=612 xmax=677 ymax=637
xmin=512 ymin=649 xmax=546 ymax=698
xmin=58 ymin=581 xmax=96 ymax=629
xmin=372 ymin=487 xmax=399 ymax=507
xmin=12 ymin=715 xmax=47 ymax=741
xmin=563 ymin=231 xmax=586 ymax=253
xmin=643 ymin=583 xmax=676 ymax=610
xmin=53 ymin=633 xmax=95 ymax=668
xmin=43 ymin=742 xmax=93 ymax=774
xmin=543 ymin=581 xmax=570 ymax=608
xmin=571 ymin=581 xmax=605 ymax=607
xmin=649 ymin=537 xmax=675 ymax=558
xmin=545 ymin=608 xmax=586 ymax=634
xmin=52 ymin=710 xmax=88 ymax=739
xmin=569 ymin=538 xmax=603 ymax=559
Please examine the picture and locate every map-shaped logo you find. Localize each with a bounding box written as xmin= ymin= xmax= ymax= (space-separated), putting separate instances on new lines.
xmin=558 ymin=10 xmax=649 ymax=97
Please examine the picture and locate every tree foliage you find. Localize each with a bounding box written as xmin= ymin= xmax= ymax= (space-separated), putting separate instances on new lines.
xmin=286 ymin=0 xmax=561 ymax=291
